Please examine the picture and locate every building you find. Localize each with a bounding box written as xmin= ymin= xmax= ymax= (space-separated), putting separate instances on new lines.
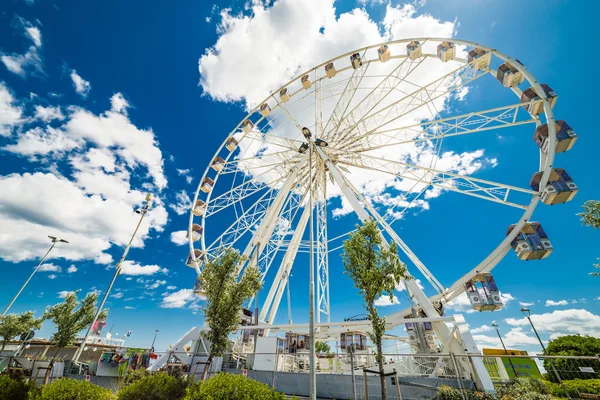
xmin=482 ymin=348 xmax=542 ymax=381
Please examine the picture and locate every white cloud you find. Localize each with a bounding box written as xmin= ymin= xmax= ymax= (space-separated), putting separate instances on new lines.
xmin=545 ymin=299 xmax=569 ymax=307
xmin=38 ymin=263 xmax=61 ymax=272
xmin=48 ymin=274 xmax=56 ymax=279
xmin=110 ymin=93 xmax=129 ymax=114
xmin=506 ymin=309 xmax=600 ymax=338
xmin=34 ymin=105 xmax=64 ymax=122
xmin=374 ymin=294 xmax=400 ymax=307
xmin=120 ymin=260 xmax=167 ymax=276
xmin=145 ymin=280 xmax=167 ymax=290
xmin=473 ymin=327 xmax=540 ymax=349
xmin=160 ymin=289 xmax=198 ymax=308
xmin=125 ymin=306 xmax=136 ymax=310
xmin=471 ymin=325 xmax=493 ymax=334
xmin=1 ymin=19 xmax=43 ymax=77
xmin=177 ymin=168 xmax=193 ymax=184
xmin=0 ymin=83 xmax=23 ymax=136
xmin=111 ymin=292 xmax=124 ymax=299
xmin=170 ymin=230 xmax=188 ymax=246
xmin=3 ymin=126 xmax=79 ymax=156
xmin=70 ymin=70 xmax=91 ymax=98
xmin=170 ymin=190 xmax=191 ymax=215
xmin=57 ymin=290 xmax=76 ymax=298
xmin=67 ymin=265 xmax=78 ymax=273
xmin=166 ymin=285 xmax=177 ymax=290
xmin=519 ymin=301 xmax=534 ymax=307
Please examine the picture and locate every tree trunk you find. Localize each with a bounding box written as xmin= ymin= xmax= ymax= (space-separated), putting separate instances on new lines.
xmin=376 ymin=337 xmax=387 ymax=400
xmin=201 ymin=353 xmax=214 ymax=381
xmin=43 ymin=347 xmax=62 ymax=385
xmin=1 ymin=339 xmax=6 ymax=352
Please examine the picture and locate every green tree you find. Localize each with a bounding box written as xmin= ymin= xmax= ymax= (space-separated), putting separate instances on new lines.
xmin=315 ymin=341 xmax=331 ymax=354
xmin=341 ymin=220 xmax=409 ymax=400
xmin=578 ymin=200 xmax=600 ymax=274
xmin=0 ymin=311 xmax=43 ymax=351
xmin=29 ymin=377 xmax=115 ymax=400
xmin=544 ymin=334 xmax=600 ymax=382
xmin=197 ymin=248 xmax=262 ymax=380
xmin=42 ymin=291 xmax=106 ymax=384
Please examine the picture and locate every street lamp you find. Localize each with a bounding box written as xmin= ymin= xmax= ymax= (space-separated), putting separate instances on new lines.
xmin=520 ymin=307 xmax=571 ymax=400
xmin=72 ymin=194 xmax=153 ymax=363
xmin=491 ymin=322 xmax=518 ymax=378
xmin=2 ymin=236 xmax=69 ymax=317
xmin=150 ymin=329 xmax=159 ymax=352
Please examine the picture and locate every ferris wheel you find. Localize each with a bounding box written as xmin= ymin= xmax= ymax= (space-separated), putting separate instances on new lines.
xmin=186 ymin=38 xmax=577 ymax=339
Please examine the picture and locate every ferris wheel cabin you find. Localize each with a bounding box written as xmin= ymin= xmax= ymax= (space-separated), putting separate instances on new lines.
xmin=260 ymin=103 xmax=271 ymax=117
xmin=534 ymin=121 xmax=578 ymax=153
xmin=464 ymin=273 xmax=503 ymax=312
xmin=188 ymin=224 xmax=203 ymax=242
xmin=301 ymin=74 xmax=312 ymax=89
xmin=496 ymin=61 xmax=524 ymax=88
xmin=437 ymin=41 xmax=455 ymax=62
xmin=406 ymin=41 xmax=422 ymax=60
xmin=378 ymin=45 xmax=391 ymax=62
xmin=211 ymin=156 xmax=225 ymax=172
xmin=405 ymin=320 xmax=438 ymax=351
xmin=507 ymin=222 xmax=553 ymax=261
xmin=530 ymin=168 xmax=578 ymax=205
xmin=225 ymin=137 xmax=238 ymax=151
xmin=520 ymin=84 xmax=557 ymax=115
xmin=325 ymin=62 xmax=336 ymax=78
xmin=186 ymin=249 xmax=205 ymax=268
xmin=242 ymin=119 xmax=254 ymax=133
xmin=350 ymin=53 xmax=362 ymax=69
xmin=200 ymin=177 xmax=214 ymax=193
xmin=468 ymin=48 xmax=491 ymax=71
xmin=192 ymin=200 xmax=206 ymax=217
xmin=279 ymin=88 xmax=290 ymax=103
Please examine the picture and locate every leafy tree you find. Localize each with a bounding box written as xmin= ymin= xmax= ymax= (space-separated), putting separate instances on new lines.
xmin=315 ymin=341 xmax=331 ymax=354
xmin=0 ymin=311 xmax=43 ymax=351
xmin=578 ymin=200 xmax=600 ymax=273
xmin=342 ymin=220 xmax=408 ymax=400
xmin=544 ymin=334 xmax=600 ymax=382
xmin=197 ymin=248 xmax=262 ymax=380
xmin=42 ymin=291 xmax=106 ymax=384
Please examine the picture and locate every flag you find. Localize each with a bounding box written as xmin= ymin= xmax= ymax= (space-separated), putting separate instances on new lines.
xmin=125 ymin=331 xmax=132 ymax=337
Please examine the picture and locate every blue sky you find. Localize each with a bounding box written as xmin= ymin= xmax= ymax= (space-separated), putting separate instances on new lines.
xmin=0 ymin=0 xmax=598 ymax=354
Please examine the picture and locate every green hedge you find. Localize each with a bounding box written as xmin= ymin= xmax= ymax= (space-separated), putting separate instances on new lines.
xmin=117 ymin=372 xmax=193 ymax=400
xmin=29 ymin=378 xmax=115 ymax=400
xmin=0 ymin=374 xmax=32 ymax=400
xmin=545 ymin=378 xmax=600 ymax=397
xmin=185 ymin=373 xmax=287 ymax=400
xmin=438 ymin=385 xmax=495 ymax=400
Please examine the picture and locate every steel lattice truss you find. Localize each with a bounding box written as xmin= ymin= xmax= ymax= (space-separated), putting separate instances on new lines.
xmin=187 ymin=38 xmax=564 ymax=373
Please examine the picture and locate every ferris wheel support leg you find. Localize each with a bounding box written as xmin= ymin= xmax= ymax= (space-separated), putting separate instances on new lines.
xmin=260 ymin=205 xmax=311 ymax=324
xmin=315 ymin=147 xmax=495 ymax=394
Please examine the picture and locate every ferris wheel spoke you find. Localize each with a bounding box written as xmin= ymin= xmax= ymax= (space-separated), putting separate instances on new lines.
xmin=337 ymin=151 xmax=536 ymax=209
xmin=345 ymin=101 xmax=540 ymax=153
xmin=325 ymin=57 xmax=424 ymax=142
xmin=333 ymin=61 xmax=486 ymax=148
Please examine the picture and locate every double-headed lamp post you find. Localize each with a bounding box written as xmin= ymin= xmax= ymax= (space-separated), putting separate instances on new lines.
xmin=150 ymin=329 xmax=159 ymax=352
xmin=491 ymin=322 xmax=518 ymax=378
xmin=2 ymin=236 xmax=69 ymax=317
xmin=520 ymin=307 xmax=571 ymax=400
xmin=72 ymin=194 xmax=153 ymax=363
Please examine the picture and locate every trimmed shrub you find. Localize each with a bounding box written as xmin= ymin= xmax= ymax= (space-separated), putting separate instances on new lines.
xmin=122 ymin=368 xmax=150 ymax=386
xmin=0 ymin=374 xmax=32 ymax=400
xmin=184 ymin=373 xmax=287 ymax=400
xmin=546 ymin=378 xmax=600 ymax=397
xmin=29 ymin=378 xmax=115 ymax=400
xmin=496 ymin=377 xmax=552 ymax=400
xmin=438 ymin=385 xmax=495 ymax=400
xmin=117 ymin=372 xmax=193 ymax=400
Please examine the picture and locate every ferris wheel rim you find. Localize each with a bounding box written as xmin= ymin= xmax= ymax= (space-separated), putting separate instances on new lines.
xmin=188 ymin=37 xmax=557 ymax=320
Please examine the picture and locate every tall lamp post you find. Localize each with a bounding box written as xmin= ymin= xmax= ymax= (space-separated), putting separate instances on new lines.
xmin=150 ymin=329 xmax=159 ymax=352
xmin=72 ymin=194 xmax=153 ymax=363
xmin=491 ymin=322 xmax=518 ymax=378
xmin=520 ymin=307 xmax=571 ymax=400
xmin=2 ymin=236 xmax=69 ymax=317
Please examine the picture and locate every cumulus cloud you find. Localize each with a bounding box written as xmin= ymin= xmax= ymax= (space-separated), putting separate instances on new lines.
xmin=177 ymin=168 xmax=193 ymax=184
xmin=506 ymin=309 xmax=600 ymax=338
xmin=471 ymin=325 xmax=493 ymax=334
xmin=110 ymin=93 xmax=129 ymax=114
xmin=57 ymin=290 xmax=76 ymax=298
xmin=70 ymin=70 xmax=91 ymax=98
xmin=67 ymin=265 xmax=78 ymax=273
xmin=3 ymin=126 xmax=79 ymax=156
xmin=34 ymin=105 xmax=64 ymax=122
xmin=0 ymin=83 xmax=23 ymax=136
xmin=160 ymin=288 xmax=200 ymax=308
xmin=170 ymin=190 xmax=192 ymax=215
xmin=473 ymin=327 xmax=540 ymax=349
xmin=120 ymin=260 xmax=168 ymax=276
xmin=38 ymin=263 xmax=61 ymax=272
xmin=170 ymin=230 xmax=188 ymax=246
xmin=519 ymin=301 xmax=535 ymax=307
xmin=1 ymin=18 xmax=44 ymax=77
xmin=545 ymin=299 xmax=569 ymax=307
xmin=374 ymin=294 xmax=400 ymax=307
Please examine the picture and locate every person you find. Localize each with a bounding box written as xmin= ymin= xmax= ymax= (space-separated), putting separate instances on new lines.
xmin=290 ymin=340 xmax=297 ymax=354
xmin=299 ymin=340 xmax=304 ymax=350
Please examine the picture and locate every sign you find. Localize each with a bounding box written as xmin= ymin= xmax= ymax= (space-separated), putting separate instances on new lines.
xmin=242 ymin=369 xmax=248 ymax=377
xmin=85 ymin=375 xmax=91 ymax=382
xmin=580 ymin=367 xmax=595 ymax=373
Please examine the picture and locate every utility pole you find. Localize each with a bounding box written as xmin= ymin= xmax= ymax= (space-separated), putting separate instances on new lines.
xmin=73 ymin=194 xmax=153 ymax=363
xmin=2 ymin=236 xmax=68 ymax=317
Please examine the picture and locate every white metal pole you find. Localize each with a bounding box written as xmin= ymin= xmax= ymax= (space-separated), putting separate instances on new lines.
xmin=73 ymin=195 xmax=152 ymax=363
xmin=286 ymin=277 xmax=292 ymax=325
xmin=2 ymin=238 xmax=63 ymax=317
xmin=308 ymin=143 xmax=317 ymax=400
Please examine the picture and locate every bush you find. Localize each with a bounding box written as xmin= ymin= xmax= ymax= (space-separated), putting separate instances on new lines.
xmin=117 ymin=372 xmax=193 ymax=400
xmin=184 ymin=373 xmax=287 ymax=400
xmin=546 ymin=378 xmax=600 ymax=397
xmin=0 ymin=374 xmax=32 ymax=400
xmin=122 ymin=368 xmax=150 ymax=386
xmin=438 ymin=385 xmax=495 ymax=400
xmin=496 ymin=377 xmax=552 ymax=400
xmin=29 ymin=378 xmax=115 ymax=400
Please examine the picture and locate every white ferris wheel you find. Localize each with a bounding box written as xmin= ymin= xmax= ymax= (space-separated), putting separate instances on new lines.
xmin=186 ymin=38 xmax=577 ymax=344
